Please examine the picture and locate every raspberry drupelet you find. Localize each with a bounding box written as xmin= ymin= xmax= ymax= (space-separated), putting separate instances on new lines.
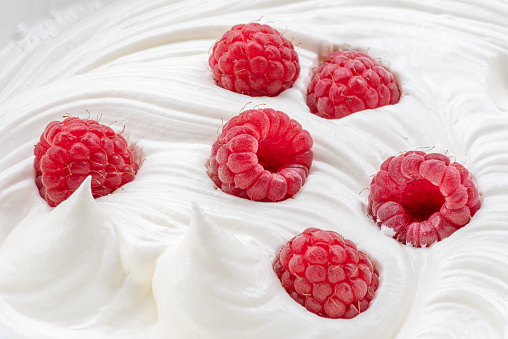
xmin=209 ymin=23 xmax=300 ymax=97
xmin=274 ymin=228 xmax=380 ymax=319
xmin=208 ymin=108 xmax=313 ymax=202
xmin=307 ymin=50 xmax=400 ymax=119
xmin=34 ymin=117 xmax=139 ymax=207
xmin=368 ymin=151 xmax=481 ymax=247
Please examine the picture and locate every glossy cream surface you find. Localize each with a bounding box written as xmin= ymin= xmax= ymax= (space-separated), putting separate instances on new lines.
xmin=0 ymin=1 xmax=508 ymax=338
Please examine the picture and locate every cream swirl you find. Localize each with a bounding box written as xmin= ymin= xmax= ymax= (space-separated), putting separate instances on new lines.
xmin=0 ymin=0 xmax=507 ymax=338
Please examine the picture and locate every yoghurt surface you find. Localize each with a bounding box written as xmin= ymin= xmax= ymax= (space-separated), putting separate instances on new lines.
xmin=1 ymin=1 xmax=508 ymax=338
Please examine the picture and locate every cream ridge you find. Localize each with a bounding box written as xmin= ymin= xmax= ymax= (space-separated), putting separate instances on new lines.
xmin=0 ymin=0 xmax=508 ymax=338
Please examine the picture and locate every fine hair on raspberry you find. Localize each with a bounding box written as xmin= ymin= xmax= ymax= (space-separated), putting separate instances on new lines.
xmin=209 ymin=22 xmax=300 ymax=97
xmin=208 ymin=108 xmax=313 ymax=202
xmin=307 ymin=50 xmax=400 ymax=119
xmin=368 ymin=151 xmax=481 ymax=247
xmin=274 ymin=228 xmax=380 ymax=319
xmin=34 ymin=116 xmax=140 ymax=207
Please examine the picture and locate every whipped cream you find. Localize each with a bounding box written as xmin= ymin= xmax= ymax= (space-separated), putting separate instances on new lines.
xmin=0 ymin=0 xmax=507 ymax=338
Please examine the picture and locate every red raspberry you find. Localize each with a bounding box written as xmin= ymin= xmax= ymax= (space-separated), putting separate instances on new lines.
xmin=34 ymin=117 xmax=139 ymax=207
xmin=207 ymin=108 xmax=313 ymax=202
xmin=368 ymin=151 xmax=481 ymax=247
xmin=274 ymin=228 xmax=380 ymax=319
xmin=209 ymin=23 xmax=300 ymax=97
xmin=307 ymin=50 xmax=400 ymax=119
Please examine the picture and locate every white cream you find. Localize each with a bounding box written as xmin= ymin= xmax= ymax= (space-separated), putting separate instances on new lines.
xmin=0 ymin=0 xmax=507 ymax=338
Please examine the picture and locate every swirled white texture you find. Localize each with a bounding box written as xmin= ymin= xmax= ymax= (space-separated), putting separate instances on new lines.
xmin=152 ymin=203 xmax=413 ymax=339
xmin=0 ymin=0 xmax=507 ymax=339
xmin=0 ymin=177 xmax=158 ymax=339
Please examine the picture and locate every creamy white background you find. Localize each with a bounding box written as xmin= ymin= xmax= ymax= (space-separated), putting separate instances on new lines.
xmin=0 ymin=0 xmax=507 ymax=338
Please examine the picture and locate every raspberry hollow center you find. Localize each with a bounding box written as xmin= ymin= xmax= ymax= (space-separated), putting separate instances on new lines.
xmin=368 ymin=151 xmax=482 ymax=247
xmin=400 ymin=179 xmax=445 ymax=222
xmin=208 ymin=108 xmax=313 ymax=202
xmin=257 ymin=141 xmax=285 ymax=173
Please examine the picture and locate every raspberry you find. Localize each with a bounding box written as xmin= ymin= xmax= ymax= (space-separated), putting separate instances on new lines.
xmin=209 ymin=23 xmax=300 ymax=97
xmin=368 ymin=151 xmax=481 ymax=247
xmin=307 ymin=50 xmax=400 ymax=119
xmin=207 ymin=108 xmax=313 ymax=202
xmin=273 ymin=228 xmax=379 ymax=319
xmin=34 ymin=117 xmax=139 ymax=207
